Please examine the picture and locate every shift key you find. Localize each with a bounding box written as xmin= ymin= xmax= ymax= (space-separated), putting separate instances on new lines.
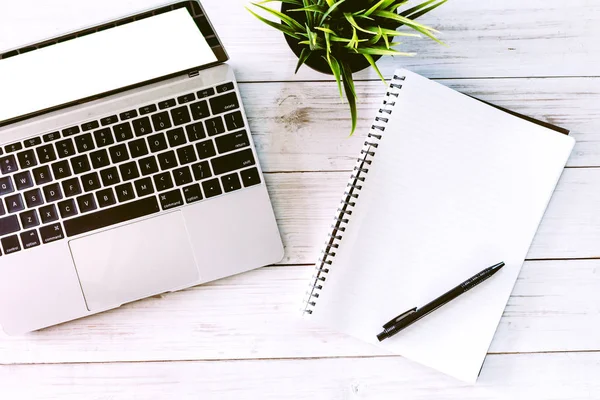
xmin=211 ymin=149 xmax=255 ymax=176
xmin=0 ymin=215 xmax=20 ymax=236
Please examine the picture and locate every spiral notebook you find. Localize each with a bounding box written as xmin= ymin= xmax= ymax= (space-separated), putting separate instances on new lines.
xmin=303 ymin=69 xmax=575 ymax=382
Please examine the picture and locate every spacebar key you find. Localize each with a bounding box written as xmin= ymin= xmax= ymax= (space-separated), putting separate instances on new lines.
xmin=64 ymin=196 xmax=160 ymax=237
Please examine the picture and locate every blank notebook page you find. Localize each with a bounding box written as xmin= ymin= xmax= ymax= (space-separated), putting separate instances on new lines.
xmin=310 ymin=69 xmax=574 ymax=382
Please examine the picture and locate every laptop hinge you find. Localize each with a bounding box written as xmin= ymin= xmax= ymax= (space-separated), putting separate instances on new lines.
xmin=188 ymin=70 xmax=200 ymax=78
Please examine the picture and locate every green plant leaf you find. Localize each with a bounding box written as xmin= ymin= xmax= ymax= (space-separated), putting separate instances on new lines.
xmin=324 ymin=55 xmax=343 ymax=99
xmin=344 ymin=13 xmax=376 ymax=35
xmin=372 ymin=10 xmax=443 ymax=44
xmin=294 ymin=48 xmax=312 ymax=73
xmin=366 ymin=26 xmax=421 ymax=37
xmin=340 ymin=61 xmax=357 ymax=135
xmin=362 ymin=53 xmax=386 ymax=83
xmin=404 ymin=0 xmax=448 ymax=21
xmin=319 ymin=0 xmax=346 ymax=26
xmin=289 ymin=5 xmax=326 ymax=13
xmin=314 ymin=26 xmax=336 ymax=34
xmin=246 ymin=8 xmax=302 ymax=39
xmin=250 ymin=2 xmax=305 ymax=31
xmin=256 ymin=0 xmax=302 ymax=5
xmin=399 ymin=0 xmax=441 ymax=17
xmin=364 ymin=0 xmax=388 ymax=17
xmin=356 ymin=46 xmax=415 ymax=56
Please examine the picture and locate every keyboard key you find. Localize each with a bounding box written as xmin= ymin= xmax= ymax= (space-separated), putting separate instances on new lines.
xmin=63 ymin=196 xmax=160 ymax=237
xmin=173 ymin=166 xmax=193 ymax=186
xmin=197 ymin=87 xmax=215 ymax=98
xmin=62 ymin=126 xmax=80 ymax=137
xmin=190 ymin=100 xmax=210 ymax=120
xmin=209 ymin=92 xmax=239 ymax=115
xmin=43 ymin=183 xmax=63 ymax=203
xmin=0 ymin=176 xmax=13 ymax=195
xmin=109 ymin=144 xmax=130 ymax=164
xmin=201 ymin=178 xmax=222 ymax=198
xmin=14 ymin=171 xmax=33 ymax=190
xmin=119 ymin=161 xmax=140 ymax=181
xmin=221 ymin=173 xmax=242 ymax=193
xmin=151 ymin=111 xmax=172 ymax=131
xmin=240 ymin=167 xmax=261 ymax=187
xmin=81 ymin=120 xmax=100 ymax=131
xmin=62 ymin=177 xmax=82 ymax=197
xmin=24 ymin=137 xmax=42 ymax=148
xmin=51 ymin=160 xmax=72 ymax=179
xmin=167 ymin=127 xmax=187 ymax=147
xmin=1 ymin=235 xmax=21 ymax=254
xmin=176 ymin=145 xmax=198 ymax=165
xmin=216 ymin=82 xmax=235 ymax=93
xmin=215 ymin=130 xmax=250 ymax=154
xmin=158 ymin=98 xmax=176 ymax=109
xmin=196 ymin=140 xmax=217 ymax=160
xmin=139 ymin=104 xmax=157 ymax=115
xmin=5 ymin=193 xmax=25 ymax=213
xmin=1 ymin=155 xmax=18 ymax=174
xmin=39 ymin=204 xmax=59 ymax=224
xmin=81 ymin=172 xmax=102 ymax=192
xmin=119 ymin=109 xmax=138 ymax=121
xmin=170 ymin=106 xmax=191 ymax=126
xmin=5 ymin=142 xmax=23 ymax=153
xmin=56 ymin=138 xmax=76 ymax=158
xmin=183 ymin=183 xmax=202 ymax=204
xmin=128 ymin=138 xmax=149 ymax=158
xmin=132 ymin=117 xmax=152 ymax=137
xmin=211 ymin=148 xmax=256 ymax=176
xmin=36 ymin=144 xmax=57 ymax=164
xmin=71 ymin=154 xmax=91 ymax=174
xmin=153 ymin=172 xmax=174 ymax=191
xmin=205 ymin=116 xmax=225 ymax=136
xmin=191 ymin=161 xmax=212 ymax=181
xmin=58 ymin=199 xmax=78 ymax=218
xmin=148 ymin=132 xmax=168 ymax=153
xmin=100 ymin=115 xmax=118 ymax=126
xmin=77 ymin=193 xmax=97 ymax=213
xmin=115 ymin=182 xmax=135 ymax=202
xmin=20 ymin=230 xmax=41 ymax=249
xmin=178 ymin=92 xmax=196 ymax=104
xmin=156 ymin=150 xmax=177 ymax=171
xmin=100 ymin=166 xmax=120 ymax=186
xmin=39 ymin=222 xmax=65 ymax=243
xmin=134 ymin=177 xmax=155 ymax=197
xmin=113 ymin=122 xmax=134 ymax=142
xmin=32 ymin=165 xmax=52 ymax=185
xmin=0 ymin=215 xmax=20 ymax=236
xmin=186 ymin=122 xmax=206 ymax=142
xmin=159 ymin=189 xmax=183 ymax=210
xmin=90 ymin=149 xmax=110 ymax=169
xmin=74 ymin=133 xmax=95 ymax=153
xmin=20 ymin=210 xmax=40 ymax=229
xmin=0 ymin=201 xmax=5 ymax=216
xmin=138 ymin=156 xmax=159 ymax=176
xmin=43 ymin=131 xmax=61 ymax=142
xmin=94 ymin=128 xmax=114 ymax=147
xmin=24 ymin=188 xmax=44 ymax=208
xmin=224 ymin=111 xmax=245 ymax=131
xmin=96 ymin=188 xmax=116 ymax=208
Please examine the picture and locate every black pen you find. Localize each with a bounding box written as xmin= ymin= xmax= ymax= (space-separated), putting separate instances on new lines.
xmin=377 ymin=261 xmax=505 ymax=342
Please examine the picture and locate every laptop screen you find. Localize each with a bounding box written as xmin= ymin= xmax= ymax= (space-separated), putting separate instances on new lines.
xmin=0 ymin=1 xmax=226 ymax=126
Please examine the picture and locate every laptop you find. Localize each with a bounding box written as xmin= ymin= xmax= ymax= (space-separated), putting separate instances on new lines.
xmin=0 ymin=0 xmax=284 ymax=334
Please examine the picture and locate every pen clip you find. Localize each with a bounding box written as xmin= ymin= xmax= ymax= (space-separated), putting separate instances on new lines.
xmin=382 ymin=307 xmax=418 ymax=330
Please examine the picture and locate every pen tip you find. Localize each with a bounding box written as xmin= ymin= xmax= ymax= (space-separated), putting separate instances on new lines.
xmin=493 ymin=262 xmax=505 ymax=269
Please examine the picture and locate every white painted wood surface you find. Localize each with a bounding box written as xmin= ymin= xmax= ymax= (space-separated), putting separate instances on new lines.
xmin=1 ymin=0 xmax=600 ymax=398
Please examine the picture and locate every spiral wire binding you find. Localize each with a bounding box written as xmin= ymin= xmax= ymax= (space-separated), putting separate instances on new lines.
xmin=303 ymin=74 xmax=406 ymax=314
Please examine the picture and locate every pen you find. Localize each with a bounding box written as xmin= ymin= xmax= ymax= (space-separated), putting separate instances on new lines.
xmin=377 ymin=261 xmax=505 ymax=342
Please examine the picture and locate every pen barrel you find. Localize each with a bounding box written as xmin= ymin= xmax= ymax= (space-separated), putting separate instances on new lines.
xmin=460 ymin=268 xmax=494 ymax=291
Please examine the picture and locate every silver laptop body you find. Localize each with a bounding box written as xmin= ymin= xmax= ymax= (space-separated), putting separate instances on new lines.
xmin=0 ymin=1 xmax=284 ymax=334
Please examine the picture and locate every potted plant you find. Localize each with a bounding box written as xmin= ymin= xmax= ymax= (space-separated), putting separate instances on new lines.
xmin=247 ymin=0 xmax=447 ymax=134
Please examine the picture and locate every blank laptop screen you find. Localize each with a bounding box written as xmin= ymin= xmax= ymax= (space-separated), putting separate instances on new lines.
xmin=0 ymin=5 xmax=221 ymax=125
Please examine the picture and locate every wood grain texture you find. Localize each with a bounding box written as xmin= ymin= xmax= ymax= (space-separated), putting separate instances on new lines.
xmin=241 ymin=78 xmax=600 ymax=171
xmin=1 ymin=260 xmax=599 ymax=365
xmin=3 ymin=352 xmax=600 ymax=400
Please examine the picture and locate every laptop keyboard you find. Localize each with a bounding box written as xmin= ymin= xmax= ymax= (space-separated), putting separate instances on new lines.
xmin=0 ymin=82 xmax=261 ymax=256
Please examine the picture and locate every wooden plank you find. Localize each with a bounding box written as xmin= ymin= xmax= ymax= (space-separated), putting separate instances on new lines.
xmin=2 ymin=352 xmax=600 ymax=399
xmin=1 ymin=260 xmax=599 ymax=364
xmin=1 ymin=0 xmax=598 ymax=81
xmin=241 ymin=78 xmax=600 ymax=171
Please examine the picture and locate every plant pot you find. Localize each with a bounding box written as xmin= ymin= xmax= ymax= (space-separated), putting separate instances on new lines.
xmin=281 ymin=3 xmax=381 ymax=75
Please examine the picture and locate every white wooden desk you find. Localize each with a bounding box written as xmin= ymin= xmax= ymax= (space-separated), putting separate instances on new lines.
xmin=1 ymin=0 xmax=600 ymax=398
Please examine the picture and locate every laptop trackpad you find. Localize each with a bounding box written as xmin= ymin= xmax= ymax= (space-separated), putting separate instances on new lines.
xmin=69 ymin=212 xmax=199 ymax=312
